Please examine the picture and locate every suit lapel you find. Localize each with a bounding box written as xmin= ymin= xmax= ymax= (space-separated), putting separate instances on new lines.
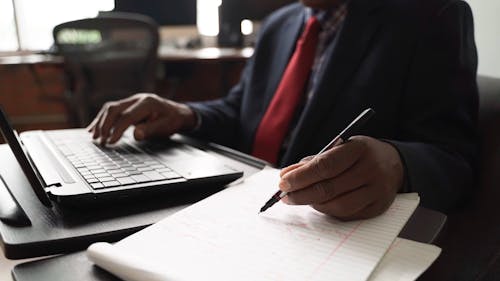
xmin=247 ymin=9 xmax=305 ymax=153
xmin=281 ymin=0 xmax=387 ymax=166
xmin=261 ymin=10 xmax=305 ymax=111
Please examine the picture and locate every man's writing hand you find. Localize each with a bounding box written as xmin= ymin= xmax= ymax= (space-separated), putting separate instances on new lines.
xmin=279 ymin=136 xmax=403 ymax=220
xmin=87 ymin=93 xmax=197 ymax=145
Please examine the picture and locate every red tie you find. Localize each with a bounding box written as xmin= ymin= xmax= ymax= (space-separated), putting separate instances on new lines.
xmin=252 ymin=17 xmax=320 ymax=164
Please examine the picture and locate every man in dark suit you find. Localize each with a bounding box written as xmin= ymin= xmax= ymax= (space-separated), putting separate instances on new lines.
xmin=88 ymin=0 xmax=478 ymax=220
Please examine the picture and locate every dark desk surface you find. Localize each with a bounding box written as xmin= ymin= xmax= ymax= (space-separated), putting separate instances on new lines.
xmin=0 ymin=131 xmax=448 ymax=280
xmin=10 ymin=206 xmax=447 ymax=281
xmin=0 ymin=47 xmax=254 ymax=66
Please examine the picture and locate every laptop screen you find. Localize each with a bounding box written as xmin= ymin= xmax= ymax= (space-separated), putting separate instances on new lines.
xmin=0 ymin=107 xmax=52 ymax=207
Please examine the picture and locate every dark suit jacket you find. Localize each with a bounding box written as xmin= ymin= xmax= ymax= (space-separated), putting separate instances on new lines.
xmin=188 ymin=0 xmax=478 ymax=212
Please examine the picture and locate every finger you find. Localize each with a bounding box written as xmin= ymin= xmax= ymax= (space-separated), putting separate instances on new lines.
xmin=311 ymin=184 xmax=377 ymax=219
xmin=88 ymin=106 xmax=107 ymax=139
xmin=284 ymin=160 xmax=369 ymax=205
xmin=279 ymin=155 xmax=314 ymax=177
xmin=280 ymin=162 xmax=305 ymax=177
xmin=335 ymin=200 xmax=391 ymax=221
xmin=89 ymin=95 xmax=143 ymax=139
xmin=133 ymin=117 xmax=176 ymax=141
xmin=280 ymin=139 xmax=342 ymax=180
xmin=86 ymin=116 xmax=99 ymax=132
xmin=98 ymin=101 xmax=137 ymax=144
xmin=280 ymin=140 xmax=367 ymax=192
xmin=87 ymin=104 xmax=107 ymax=131
xmin=87 ymin=118 xmax=97 ymax=135
xmin=106 ymin=102 xmax=152 ymax=144
xmin=280 ymin=139 xmax=342 ymax=182
xmin=300 ymin=155 xmax=315 ymax=163
xmin=98 ymin=108 xmax=111 ymax=145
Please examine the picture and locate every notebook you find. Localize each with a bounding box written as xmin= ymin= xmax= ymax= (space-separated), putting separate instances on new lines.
xmin=88 ymin=167 xmax=427 ymax=281
xmin=88 ymin=238 xmax=441 ymax=281
xmin=0 ymin=107 xmax=243 ymax=207
xmin=370 ymin=238 xmax=441 ymax=281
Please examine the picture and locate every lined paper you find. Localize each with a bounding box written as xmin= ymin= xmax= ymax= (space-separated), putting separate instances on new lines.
xmin=88 ymin=168 xmax=420 ymax=281
xmin=369 ymin=238 xmax=441 ymax=281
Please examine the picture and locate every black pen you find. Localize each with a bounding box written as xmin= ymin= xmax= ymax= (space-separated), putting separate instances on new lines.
xmin=259 ymin=108 xmax=376 ymax=213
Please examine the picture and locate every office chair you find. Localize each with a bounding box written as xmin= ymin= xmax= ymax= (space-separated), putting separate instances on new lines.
xmin=53 ymin=13 xmax=159 ymax=126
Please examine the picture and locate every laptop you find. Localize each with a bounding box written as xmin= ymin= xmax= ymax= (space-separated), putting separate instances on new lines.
xmin=0 ymin=107 xmax=243 ymax=207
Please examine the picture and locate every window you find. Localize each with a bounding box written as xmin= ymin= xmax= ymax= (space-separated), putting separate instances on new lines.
xmin=197 ymin=0 xmax=221 ymax=36
xmin=1 ymin=0 xmax=114 ymax=52
xmin=0 ymin=0 xmax=18 ymax=51
xmin=2 ymin=0 xmax=223 ymax=52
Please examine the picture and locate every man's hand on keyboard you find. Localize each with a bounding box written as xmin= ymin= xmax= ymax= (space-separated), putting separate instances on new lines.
xmin=87 ymin=93 xmax=197 ymax=145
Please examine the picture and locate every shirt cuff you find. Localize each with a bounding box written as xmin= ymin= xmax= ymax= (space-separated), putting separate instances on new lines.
xmin=187 ymin=105 xmax=202 ymax=132
xmin=380 ymin=139 xmax=411 ymax=193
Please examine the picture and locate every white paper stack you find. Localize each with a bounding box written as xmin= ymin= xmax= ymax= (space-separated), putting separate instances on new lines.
xmin=87 ymin=168 xmax=440 ymax=281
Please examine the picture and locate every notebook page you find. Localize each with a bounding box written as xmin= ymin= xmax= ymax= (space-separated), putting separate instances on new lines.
xmin=89 ymin=168 xmax=419 ymax=281
xmin=87 ymin=238 xmax=440 ymax=281
xmin=368 ymin=238 xmax=441 ymax=281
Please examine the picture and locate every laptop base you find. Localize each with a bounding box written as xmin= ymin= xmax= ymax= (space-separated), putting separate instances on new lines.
xmin=0 ymin=137 xmax=263 ymax=259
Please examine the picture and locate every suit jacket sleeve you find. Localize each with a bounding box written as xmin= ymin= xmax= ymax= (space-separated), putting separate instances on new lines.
xmin=185 ymin=53 xmax=255 ymax=149
xmin=386 ymin=1 xmax=478 ymax=212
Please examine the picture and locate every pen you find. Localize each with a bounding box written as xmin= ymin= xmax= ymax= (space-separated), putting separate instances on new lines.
xmin=258 ymin=108 xmax=376 ymax=213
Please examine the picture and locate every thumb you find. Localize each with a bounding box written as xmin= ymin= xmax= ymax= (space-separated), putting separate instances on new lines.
xmin=134 ymin=118 xmax=176 ymax=140
xmin=280 ymin=161 xmax=307 ymax=177
xmin=300 ymin=155 xmax=314 ymax=163
xmin=279 ymin=154 xmax=316 ymax=177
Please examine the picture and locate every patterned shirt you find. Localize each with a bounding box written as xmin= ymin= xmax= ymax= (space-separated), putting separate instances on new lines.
xmin=307 ymin=3 xmax=349 ymax=99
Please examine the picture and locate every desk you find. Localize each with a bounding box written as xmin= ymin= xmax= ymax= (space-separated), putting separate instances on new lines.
xmin=0 ymin=131 xmax=447 ymax=280
xmin=0 ymin=47 xmax=254 ymax=66
xmin=0 ymin=249 xmax=43 ymax=281
xmin=4 ymin=206 xmax=446 ymax=281
xmin=0 ymin=54 xmax=62 ymax=66
xmin=0 ymin=47 xmax=250 ymax=131
xmin=158 ymin=46 xmax=253 ymax=62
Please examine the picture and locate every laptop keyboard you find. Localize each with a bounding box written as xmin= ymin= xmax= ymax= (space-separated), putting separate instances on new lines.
xmin=51 ymin=137 xmax=183 ymax=190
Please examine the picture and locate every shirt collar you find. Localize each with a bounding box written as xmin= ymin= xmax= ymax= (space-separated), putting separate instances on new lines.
xmin=305 ymin=1 xmax=349 ymax=26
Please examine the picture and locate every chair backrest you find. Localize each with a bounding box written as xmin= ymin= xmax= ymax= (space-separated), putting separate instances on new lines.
xmin=53 ymin=13 xmax=159 ymax=126
xmin=477 ymin=75 xmax=500 ymax=208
